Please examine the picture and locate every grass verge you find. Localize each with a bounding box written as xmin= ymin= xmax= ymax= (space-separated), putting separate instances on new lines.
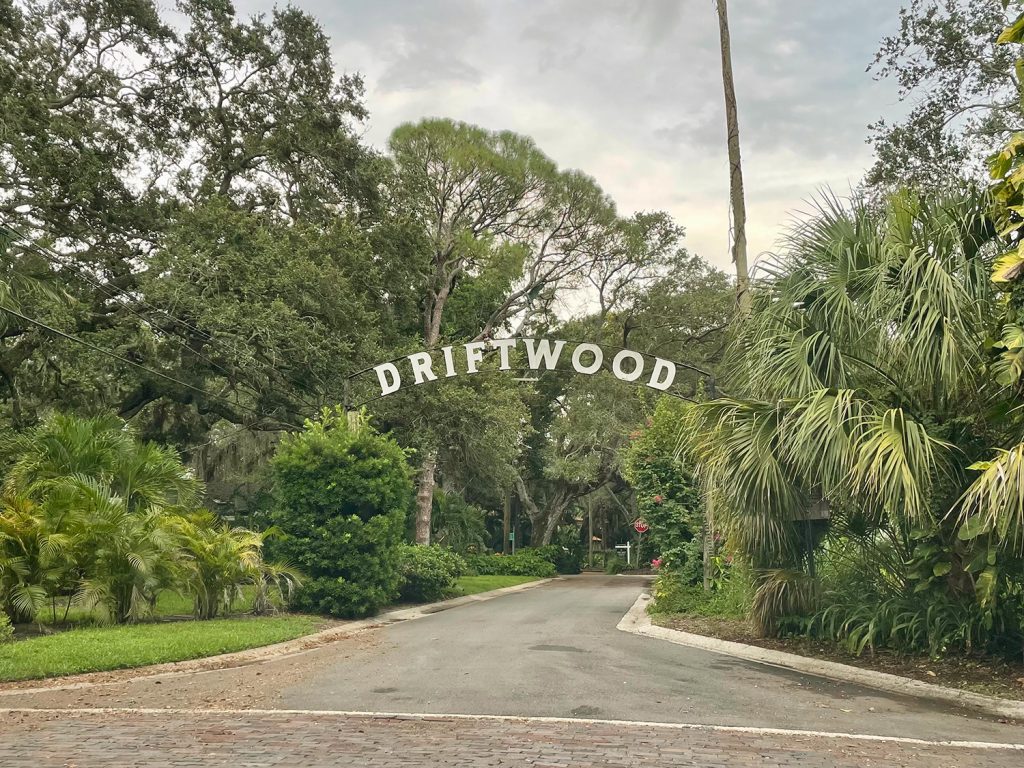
xmin=453 ymin=575 xmax=540 ymax=596
xmin=0 ymin=615 xmax=321 ymax=682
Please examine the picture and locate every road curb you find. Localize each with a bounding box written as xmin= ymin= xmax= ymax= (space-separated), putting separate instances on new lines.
xmin=617 ymin=593 xmax=1024 ymax=721
xmin=0 ymin=577 xmax=556 ymax=696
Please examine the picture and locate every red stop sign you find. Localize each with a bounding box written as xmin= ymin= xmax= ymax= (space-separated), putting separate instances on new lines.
xmin=633 ymin=518 xmax=649 ymax=534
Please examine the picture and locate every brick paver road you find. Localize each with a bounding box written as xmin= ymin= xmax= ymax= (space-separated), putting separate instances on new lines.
xmin=2 ymin=709 xmax=1021 ymax=768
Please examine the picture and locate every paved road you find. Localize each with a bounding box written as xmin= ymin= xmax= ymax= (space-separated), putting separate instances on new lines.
xmin=2 ymin=574 xmax=1023 ymax=766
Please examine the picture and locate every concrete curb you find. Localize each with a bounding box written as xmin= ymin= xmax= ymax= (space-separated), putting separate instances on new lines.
xmin=617 ymin=593 xmax=1024 ymax=721
xmin=0 ymin=577 xmax=556 ymax=696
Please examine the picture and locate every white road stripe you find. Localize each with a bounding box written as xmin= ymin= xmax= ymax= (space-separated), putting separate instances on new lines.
xmin=1 ymin=707 xmax=1022 ymax=750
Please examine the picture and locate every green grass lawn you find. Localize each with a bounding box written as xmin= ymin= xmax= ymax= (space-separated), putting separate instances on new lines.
xmin=0 ymin=615 xmax=321 ymax=682
xmin=453 ymin=575 xmax=540 ymax=596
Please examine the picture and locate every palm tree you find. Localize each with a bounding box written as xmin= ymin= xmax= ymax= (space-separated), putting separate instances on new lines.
xmin=0 ymin=494 xmax=73 ymax=623
xmin=715 ymin=0 xmax=750 ymax=313
xmin=680 ymin=188 xmax=1020 ymax=632
xmin=65 ymin=478 xmax=182 ymax=624
xmin=2 ymin=413 xmax=201 ymax=623
xmin=431 ymin=489 xmax=489 ymax=554
xmin=3 ymin=413 xmax=200 ymax=510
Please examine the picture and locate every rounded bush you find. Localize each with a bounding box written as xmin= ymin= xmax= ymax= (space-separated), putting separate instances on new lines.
xmin=269 ymin=410 xmax=411 ymax=618
xmin=0 ymin=611 xmax=12 ymax=644
xmin=604 ymin=558 xmax=627 ymax=575
xmin=533 ymin=543 xmax=582 ymax=575
xmin=397 ymin=545 xmax=467 ymax=603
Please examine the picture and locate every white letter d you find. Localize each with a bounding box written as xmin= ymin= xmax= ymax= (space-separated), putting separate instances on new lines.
xmin=374 ymin=362 xmax=401 ymax=396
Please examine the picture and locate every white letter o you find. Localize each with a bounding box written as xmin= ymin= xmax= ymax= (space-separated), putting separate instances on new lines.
xmin=611 ymin=350 xmax=644 ymax=382
xmin=571 ymin=343 xmax=603 ymax=375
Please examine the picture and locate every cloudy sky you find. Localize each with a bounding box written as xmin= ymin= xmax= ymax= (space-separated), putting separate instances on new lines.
xmin=238 ymin=0 xmax=905 ymax=273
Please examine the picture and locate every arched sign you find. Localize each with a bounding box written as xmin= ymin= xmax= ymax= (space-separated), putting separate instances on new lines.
xmin=353 ymin=337 xmax=700 ymax=402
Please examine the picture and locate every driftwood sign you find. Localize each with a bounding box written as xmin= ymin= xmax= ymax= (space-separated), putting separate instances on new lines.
xmin=371 ymin=338 xmax=679 ymax=398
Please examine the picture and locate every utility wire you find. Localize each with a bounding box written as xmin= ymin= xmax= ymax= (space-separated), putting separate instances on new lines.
xmin=2 ymin=224 xmax=321 ymax=412
xmin=1 ymin=224 xmax=249 ymax=361
xmin=0 ymin=305 xmax=301 ymax=430
xmin=2 ymin=226 xmax=247 ymax=381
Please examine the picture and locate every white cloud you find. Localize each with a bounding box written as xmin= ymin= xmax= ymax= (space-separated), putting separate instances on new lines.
xmin=238 ymin=0 xmax=905 ymax=273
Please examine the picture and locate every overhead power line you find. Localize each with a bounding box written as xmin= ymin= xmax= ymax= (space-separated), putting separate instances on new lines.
xmin=0 ymin=304 xmax=301 ymax=430
xmin=2 ymin=225 xmax=248 ymax=381
xmin=2 ymin=224 xmax=249 ymax=358
xmin=2 ymin=223 xmax=320 ymax=413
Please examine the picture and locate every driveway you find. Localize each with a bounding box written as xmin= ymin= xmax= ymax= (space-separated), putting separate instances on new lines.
xmin=2 ymin=573 xmax=1022 ymax=765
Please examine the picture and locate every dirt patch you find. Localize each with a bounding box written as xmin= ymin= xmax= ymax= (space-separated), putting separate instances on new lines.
xmin=653 ymin=613 xmax=1024 ymax=702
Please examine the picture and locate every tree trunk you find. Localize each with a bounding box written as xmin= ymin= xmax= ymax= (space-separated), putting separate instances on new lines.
xmin=540 ymin=508 xmax=562 ymax=546
xmin=414 ymin=451 xmax=437 ymax=545
xmin=710 ymin=0 xmax=747 ymax=591
xmin=716 ymin=0 xmax=750 ymax=314
xmin=502 ymin=489 xmax=512 ymax=554
xmin=702 ymin=521 xmax=714 ymax=591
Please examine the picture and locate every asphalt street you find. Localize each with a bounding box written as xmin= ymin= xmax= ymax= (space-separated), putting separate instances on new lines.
xmin=269 ymin=573 xmax=1023 ymax=743
xmin=2 ymin=573 xmax=1022 ymax=753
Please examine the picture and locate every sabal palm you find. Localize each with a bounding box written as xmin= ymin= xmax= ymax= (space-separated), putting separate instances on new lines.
xmin=682 ymin=189 xmax=1009 ymax=567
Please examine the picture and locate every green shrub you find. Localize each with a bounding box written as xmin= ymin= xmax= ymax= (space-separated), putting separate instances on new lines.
xmin=803 ymin=592 xmax=1024 ymax=658
xmin=431 ymin=490 xmax=488 ymax=554
xmin=648 ymin=570 xmax=752 ymax=619
xmin=751 ymin=569 xmax=820 ymax=636
xmin=465 ymin=550 xmax=556 ymax=577
xmin=604 ymin=558 xmax=626 ymax=575
xmin=269 ymin=409 xmax=411 ymax=618
xmin=623 ymin=398 xmax=704 ymax=566
xmin=534 ymin=539 xmax=583 ymax=575
xmin=398 ymin=545 xmax=467 ymax=602
xmin=0 ymin=611 xmax=12 ymax=644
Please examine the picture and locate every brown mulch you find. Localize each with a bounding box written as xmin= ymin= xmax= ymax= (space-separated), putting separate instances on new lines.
xmin=653 ymin=613 xmax=1024 ymax=701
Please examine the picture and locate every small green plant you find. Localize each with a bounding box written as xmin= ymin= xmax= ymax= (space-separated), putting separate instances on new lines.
xmin=398 ymin=545 xmax=467 ymax=602
xmin=534 ymin=530 xmax=583 ymax=575
xmin=604 ymin=558 xmax=626 ymax=575
xmin=172 ymin=511 xmax=301 ymax=619
xmin=0 ymin=612 xmax=12 ymax=644
xmin=648 ymin=569 xmax=752 ymax=620
xmin=751 ymin=569 xmax=820 ymax=636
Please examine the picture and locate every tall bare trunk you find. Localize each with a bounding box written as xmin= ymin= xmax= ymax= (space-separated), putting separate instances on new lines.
xmin=716 ymin=0 xmax=750 ymax=314
xmin=414 ymin=451 xmax=436 ymax=545
xmin=708 ymin=0 xmax=747 ymax=590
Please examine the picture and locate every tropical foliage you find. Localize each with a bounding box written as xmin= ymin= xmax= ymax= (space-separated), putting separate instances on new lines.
xmin=397 ymin=545 xmax=467 ymax=603
xmin=623 ymin=398 xmax=703 ymax=574
xmin=464 ymin=551 xmax=557 ymax=578
xmin=0 ymin=413 xmax=296 ymax=624
xmin=676 ymin=186 xmax=1024 ymax=656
